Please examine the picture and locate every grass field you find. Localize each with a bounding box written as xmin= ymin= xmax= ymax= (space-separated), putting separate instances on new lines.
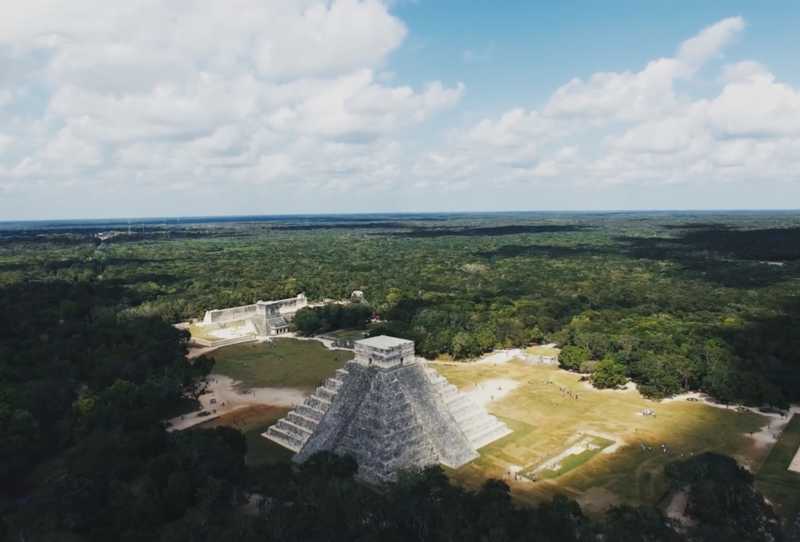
xmin=210 ymin=338 xmax=353 ymax=391
xmin=323 ymin=329 xmax=369 ymax=342
xmin=531 ymin=435 xmax=615 ymax=480
xmin=196 ymin=405 xmax=294 ymax=466
xmin=434 ymin=361 xmax=770 ymax=515
xmin=756 ymin=414 xmax=800 ymax=520
xmin=526 ymin=345 xmax=560 ymax=357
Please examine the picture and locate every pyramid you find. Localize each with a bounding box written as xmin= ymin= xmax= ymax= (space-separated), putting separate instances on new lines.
xmin=264 ymin=335 xmax=512 ymax=484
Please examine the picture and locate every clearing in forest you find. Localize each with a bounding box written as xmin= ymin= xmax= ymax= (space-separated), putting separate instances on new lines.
xmin=209 ymin=338 xmax=354 ymax=391
xmin=433 ymin=361 xmax=782 ymax=515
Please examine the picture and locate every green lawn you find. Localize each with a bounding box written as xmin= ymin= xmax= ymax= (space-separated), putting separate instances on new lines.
xmin=324 ymin=328 xmax=369 ymax=342
xmin=756 ymin=414 xmax=800 ymax=521
xmin=210 ymin=338 xmax=353 ymax=391
xmin=533 ymin=436 xmax=615 ymax=480
xmin=434 ymin=362 xmax=769 ymax=514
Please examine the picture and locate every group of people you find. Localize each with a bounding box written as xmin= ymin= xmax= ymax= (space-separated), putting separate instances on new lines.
xmin=539 ymin=379 xmax=580 ymax=401
xmin=559 ymin=385 xmax=579 ymax=400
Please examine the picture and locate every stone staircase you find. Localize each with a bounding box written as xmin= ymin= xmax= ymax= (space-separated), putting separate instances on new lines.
xmin=424 ymin=368 xmax=512 ymax=450
xmin=264 ymin=360 xmax=513 ymax=484
xmin=264 ymin=367 xmax=349 ymax=452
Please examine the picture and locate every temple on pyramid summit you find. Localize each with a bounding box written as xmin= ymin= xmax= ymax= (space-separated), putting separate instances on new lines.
xmin=264 ymin=335 xmax=512 ymax=484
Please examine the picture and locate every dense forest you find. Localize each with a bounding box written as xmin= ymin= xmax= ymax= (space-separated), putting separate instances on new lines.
xmin=1 ymin=211 xmax=799 ymax=539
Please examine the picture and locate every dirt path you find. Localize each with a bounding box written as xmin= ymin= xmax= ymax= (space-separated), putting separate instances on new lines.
xmin=166 ymin=374 xmax=306 ymax=431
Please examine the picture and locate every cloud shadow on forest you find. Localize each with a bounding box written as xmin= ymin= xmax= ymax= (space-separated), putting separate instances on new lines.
xmin=478 ymin=226 xmax=800 ymax=288
xmin=388 ymin=224 xmax=591 ymax=238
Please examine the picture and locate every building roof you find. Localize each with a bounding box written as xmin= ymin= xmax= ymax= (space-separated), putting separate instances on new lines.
xmin=355 ymin=335 xmax=413 ymax=350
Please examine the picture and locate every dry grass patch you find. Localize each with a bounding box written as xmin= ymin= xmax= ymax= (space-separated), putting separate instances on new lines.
xmin=433 ymin=361 xmax=768 ymax=514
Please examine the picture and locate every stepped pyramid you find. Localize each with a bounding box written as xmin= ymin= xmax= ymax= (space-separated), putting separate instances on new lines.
xmin=264 ymin=336 xmax=512 ymax=484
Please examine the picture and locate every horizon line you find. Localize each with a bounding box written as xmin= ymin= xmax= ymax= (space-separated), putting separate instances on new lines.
xmin=2 ymin=207 xmax=800 ymax=224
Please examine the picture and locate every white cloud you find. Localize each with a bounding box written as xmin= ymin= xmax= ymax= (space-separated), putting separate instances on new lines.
xmin=676 ymin=16 xmax=745 ymax=68
xmin=544 ymin=17 xmax=745 ymax=121
xmin=708 ymin=70 xmax=800 ymax=137
xmin=1 ymin=9 xmax=798 ymax=217
xmin=438 ymin=16 xmax=800 ymax=191
xmin=0 ymin=0 xmax=462 ymax=211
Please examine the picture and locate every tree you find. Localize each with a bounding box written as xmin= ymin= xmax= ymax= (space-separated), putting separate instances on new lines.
xmin=592 ymin=356 xmax=628 ymax=389
xmin=602 ymin=505 xmax=681 ymax=542
xmin=665 ymin=453 xmax=781 ymax=542
xmin=559 ymin=345 xmax=590 ymax=371
xmin=452 ymin=332 xmax=480 ymax=359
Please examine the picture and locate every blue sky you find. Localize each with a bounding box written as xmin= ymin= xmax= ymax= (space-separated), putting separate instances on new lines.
xmin=392 ymin=1 xmax=800 ymax=133
xmin=1 ymin=1 xmax=800 ymax=219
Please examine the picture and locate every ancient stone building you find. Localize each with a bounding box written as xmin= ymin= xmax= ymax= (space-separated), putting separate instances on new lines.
xmin=190 ymin=294 xmax=308 ymax=346
xmin=265 ymin=335 xmax=512 ymax=484
xmin=201 ymin=293 xmax=307 ymax=335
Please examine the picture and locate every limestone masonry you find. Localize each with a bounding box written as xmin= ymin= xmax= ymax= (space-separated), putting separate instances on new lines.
xmin=190 ymin=293 xmax=308 ymax=346
xmin=265 ymin=335 xmax=512 ymax=484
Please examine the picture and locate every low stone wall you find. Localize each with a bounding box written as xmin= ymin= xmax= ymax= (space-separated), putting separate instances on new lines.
xmin=202 ymin=303 xmax=259 ymax=324
xmin=190 ymin=335 xmax=257 ymax=348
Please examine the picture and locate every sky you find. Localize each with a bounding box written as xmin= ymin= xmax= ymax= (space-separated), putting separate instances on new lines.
xmin=1 ymin=1 xmax=800 ymax=220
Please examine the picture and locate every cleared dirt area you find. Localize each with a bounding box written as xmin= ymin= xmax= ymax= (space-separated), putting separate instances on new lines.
xmin=170 ymin=338 xmax=349 ymax=431
xmin=463 ymin=378 xmax=520 ymax=407
xmin=166 ymin=375 xmax=306 ymax=431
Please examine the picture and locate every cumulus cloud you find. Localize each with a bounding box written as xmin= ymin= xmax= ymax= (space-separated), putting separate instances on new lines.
xmin=439 ymin=16 xmax=800 ymax=190
xmin=543 ymin=17 xmax=744 ymax=121
xmin=1 ymin=9 xmax=798 ymax=217
xmin=0 ymin=0 xmax=462 ymax=214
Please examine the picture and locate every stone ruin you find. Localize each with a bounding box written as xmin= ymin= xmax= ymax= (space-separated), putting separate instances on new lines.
xmin=265 ymin=335 xmax=512 ymax=484
xmin=190 ymin=293 xmax=308 ymax=346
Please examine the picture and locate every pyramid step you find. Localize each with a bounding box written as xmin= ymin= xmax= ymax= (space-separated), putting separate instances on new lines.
xmin=449 ymin=399 xmax=481 ymax=420
xmin=470 ymin=423 xmax=512 ymax=450
xmin=445 ymin=393 xmax=472 ymax=408
xmin=296 ymin=404 xmax=325 ymax=421
xmin=306 ymin=395 xmax=331 ymax=411
xmin=440 ymin=383 xmax=458 ymax=395
xmin=325 ymin=377 xmax=344 ymax=390
xmin=458 ymin=409 xmax=492 ymax=430
xmin=275 ymin=419 xmax=313 ymax=440
xmin=263 ymin=426 xmax=304 ymax=452
xmin=287 ymin=411 xmax=320 ymax=431
xmin=316 ymin=386 xmax=337 ymax=401
xmin=463 ymin=416 xmax=501 ymax=441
